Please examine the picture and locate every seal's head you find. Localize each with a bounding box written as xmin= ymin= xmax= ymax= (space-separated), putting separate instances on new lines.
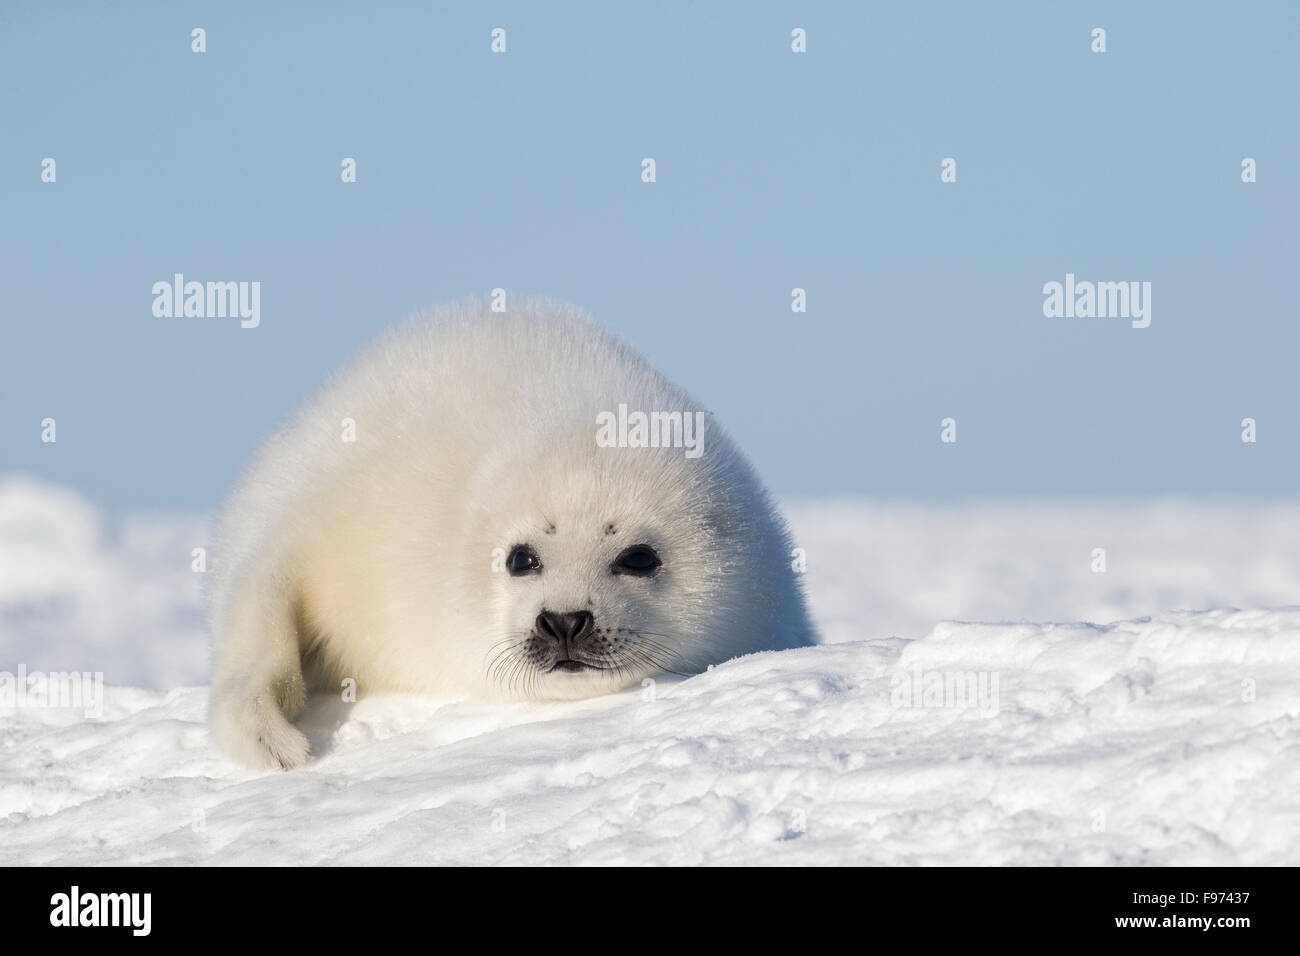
xmin=465 ymin=400 xmax=815 ymax=701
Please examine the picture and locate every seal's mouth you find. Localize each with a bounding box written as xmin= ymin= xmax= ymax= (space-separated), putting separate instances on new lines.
xmin=549 ymin=659 xmax=601 ymax=673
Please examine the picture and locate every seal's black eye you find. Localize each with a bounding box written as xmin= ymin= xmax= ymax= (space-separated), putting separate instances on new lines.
xmin=507 ymin=545 xmax=541 ymax=575
xmin=612 ymin=545 xmax=661 ymax=576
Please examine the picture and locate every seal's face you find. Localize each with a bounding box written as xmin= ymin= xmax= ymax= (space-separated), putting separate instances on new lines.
xmin=472 ymin=442 xmax=735 ymax=700
xmin=485 ymin=513 xmax=688 ymax=700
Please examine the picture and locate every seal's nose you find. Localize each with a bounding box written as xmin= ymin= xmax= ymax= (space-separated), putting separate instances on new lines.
xmin=536 ymin=610 xmax=594 ymax=647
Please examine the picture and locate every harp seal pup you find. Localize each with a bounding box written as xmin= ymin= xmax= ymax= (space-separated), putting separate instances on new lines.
xmin=208 ymin=299 xmax=815 ymax=770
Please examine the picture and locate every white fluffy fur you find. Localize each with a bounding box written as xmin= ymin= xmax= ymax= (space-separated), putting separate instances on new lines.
xmin=208 ymin=299 xmax=815 ymax=769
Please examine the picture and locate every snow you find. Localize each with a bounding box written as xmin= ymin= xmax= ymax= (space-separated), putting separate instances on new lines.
xmin=2 ymin=476 xmax=1299 ymax=864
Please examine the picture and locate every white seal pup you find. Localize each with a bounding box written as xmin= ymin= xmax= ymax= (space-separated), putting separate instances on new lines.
xmin=208 ymin=299 xmax=815 ymax=769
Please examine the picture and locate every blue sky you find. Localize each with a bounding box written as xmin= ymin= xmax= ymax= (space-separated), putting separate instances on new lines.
xmin=2 ymin=1 xmax=1297 ymax=509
